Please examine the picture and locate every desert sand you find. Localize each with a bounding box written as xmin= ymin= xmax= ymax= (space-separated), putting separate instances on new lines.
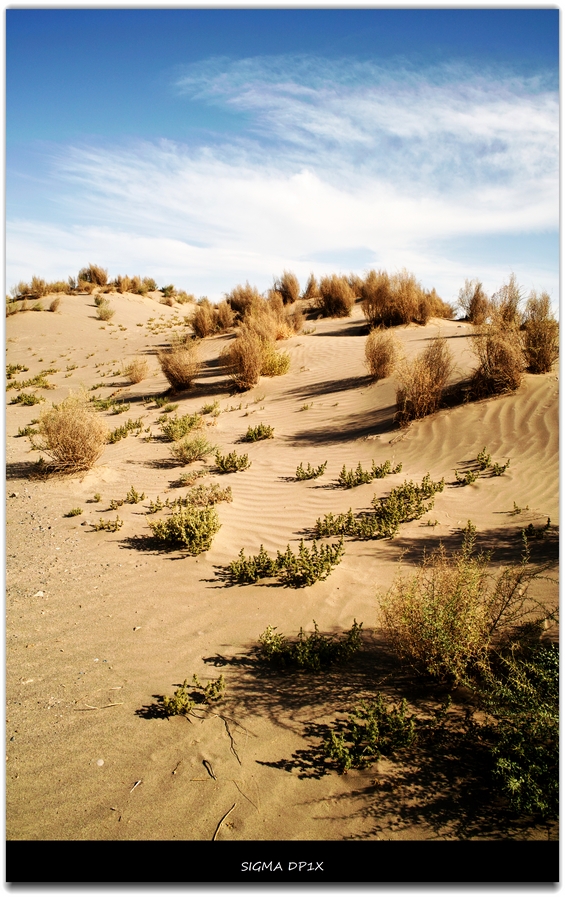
xmin=5 ymin=291 xmax=558 ymax=844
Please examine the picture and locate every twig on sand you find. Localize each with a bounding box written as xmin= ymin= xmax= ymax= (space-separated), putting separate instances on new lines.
xmin=212 ymin=802 xmax=236 ymax=841
xmin=232 ymin=780 xmax=259 ymax=812
xmin=76 ymin=702 xmax=124 ymax=710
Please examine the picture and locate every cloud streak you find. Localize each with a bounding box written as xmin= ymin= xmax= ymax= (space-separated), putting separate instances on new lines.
xmin=7 ymin=55 xmax=558 ymax=303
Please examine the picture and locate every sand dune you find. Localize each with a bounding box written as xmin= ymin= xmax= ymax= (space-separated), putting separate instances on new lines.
xmin=6 ymin=292 xmax=558 ymax=842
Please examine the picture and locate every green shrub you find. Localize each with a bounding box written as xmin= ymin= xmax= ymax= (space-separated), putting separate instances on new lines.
xmin=10 ymin=392 xmax=44 ymax=406
xmin=260 ymin=343 xmax=291 ymax=377
xmin=228 ymin=538 xmax=344 ymax=588
xmin=63 ymin=507 xmax=83 ymax=518
xmin=454 ymin=449 xmax=510 ymax=485
xmin=336 ymin=459 xmax=401 ymax=488
xmin=160 ymin=413 xmax=203 ymax=442
xmin=242 ymin=423 xmax=274 ymax=442
xmin=169 ymin=483 xmax=232 ymax=508
xmin=257 ymin=620 xmax=362 ymax=670
xmin=107 ymin=418 xmax=144 ymax=443
xmin=148 ymin=506 xmax=220 ymax=553
xmin=295 ymin=461 xmax=327 ymax=481
xmin=160 ymin=673 xmax=226 ymax=717
xmin=214 ymin=450 xmax=251 ymax=473
xmin=170 ymin=434 xmax=217 ymax=464
xmin=324 ymin=694 xmax=416 ymax=773
xmin=6 ymin=363 xmax=29 ymax=379
xmin=93 ymin=516 xmax=123 ymax=532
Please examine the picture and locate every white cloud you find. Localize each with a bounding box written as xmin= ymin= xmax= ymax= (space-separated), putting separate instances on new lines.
xmin=7 ymin=55 xmax=559 ymax=305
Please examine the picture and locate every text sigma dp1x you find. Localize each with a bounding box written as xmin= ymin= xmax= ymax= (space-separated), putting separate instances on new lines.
xmin=241 ymin=861 xmax=324 ymax=873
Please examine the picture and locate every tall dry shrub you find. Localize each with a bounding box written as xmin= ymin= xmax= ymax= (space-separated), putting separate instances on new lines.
xmin=425 ymin=288 xmax=454 ymax=320
xmin=521 ymin=291 xmax=559 ymax=374
xmin=389 ymin=269 xmax=424 ymax=325
xmin=78 ymin=264 xmax=108 ymax=287
xmin=37 ymin=394 xmax=108 ymax=472
xmin=225 ymin=282 xmax=264 ymax=318
xmin=220 ymin=326 xmax=264 ymax=391
xmin=274 ymin=271 xmax=301 ymax=305
xmin=395 ymin=336 xmax=453 ymax=425
xmin=158 ymin=341 xmax=201 ymax=391
xmin=191 ymin=300 xmax=217 ymax=338
xmin=347 ymin=273 xmax=364 ymax=297
xmin=458 ymin=278 xmax=490 ymax=324
xmin=360 ymin=270 xmax=393 ymax=328
xmin=302 ymin=273 xmax=319 ymax=300
xmin=114 ymin=274 xmax=132 ymax=293
xmin=365 ymin=330 xmax=398 ymax=380
xmin=491 ymin=273 xmax=523 ymax=328
xmin=124 ymin=357 xmax=149 ymax=384
xmin=216 ymin=300 xmax=235 ymax=331
xmin=469 ymin=326 xmax=525 ymax=399
xmin=317 ymin=275 xmax=355 ymax=317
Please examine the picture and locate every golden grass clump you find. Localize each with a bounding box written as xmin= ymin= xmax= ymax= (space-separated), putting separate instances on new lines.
xmin=220 ymin=326 xmax=264 ymax=391
xmin=521 ymin=291 xmax=559 ymax=374
xmin=49 ymin=297 xmax=61 ymax=312
xmin=124 ymin=357 xmax=150 ymax=384
xmin=260 ymin=342 xmax=291 ymax=377
xmin=216 ymin=300 xmax=235 ymax=331
xmin=274 ymin=270 xmax=301 ymax=305
xmin=158 ymin=340 xmax=201 ymax=392
xmin=224 ymin=281 xmax=264 ymax=317
xmin=316 ymin=274 xmax=356 ymax=317
xmin=395 ymin=336 xmax=453 ymax=425
xmin=97 ymin=302 xmax=115 ymax=321
xmin=37 ymin=394 xmax=108 ymax=472
xmin=302 ymin=273 xmax=319 ymax=300
xmin=365 ymin=330 xmax=399 ymax=380
xmin=469 ymin=326 xmax=525 ymax=399
xmin=360 ymin=270 xmax=393 ymax=327
xmin=490 ymin=273 xmax=523 ymax=328
xmin=457 ymin=278 xmax=490 ymax=325
xmin=191 ymin=300 xmax=217 ymax=338
xmin=361 ymin=269 xmax=446 ymax=327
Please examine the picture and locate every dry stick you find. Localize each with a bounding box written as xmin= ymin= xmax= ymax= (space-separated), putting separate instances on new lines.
xmin=232 ymin=780 xmax=259 ymax=812
xmin=212 ymin=802 xmax=236 ymax=841
xmin=76 ymin=702 xmax=124 ymax=711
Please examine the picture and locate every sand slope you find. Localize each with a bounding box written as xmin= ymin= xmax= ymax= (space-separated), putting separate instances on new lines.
xmin=6 ymin=293 xmax=558 ymax=841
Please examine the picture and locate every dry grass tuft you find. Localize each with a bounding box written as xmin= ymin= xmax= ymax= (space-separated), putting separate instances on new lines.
xmin=49 ymin=297 xmax=61 ymax=313
xmin=158 ymin=341 xmax=201 ymax=392
xmin=365 ymin=330 xmax=399 ymax=380
xmin=469 ymin=326 xmax=525 ymax=399
xmin=260 ymin=342 xmax=291 ymax=377
xmin=490 ymin=273 xmax=523 ymax=328
xmin=316 ymin=275 xmax=356 ymax=317
xmin=521 ymin=291 xmax=559 ymax=374
xmin=78 ymin=264 xmax=108 ymax=286
xmin=395 ymin=336 xmax=453 ymax=425
xmin=302 ymin=273 xmax=319 ymax=300
xmin=220 ymin=326 xmax=264 ymax=391
xmin=224 ymin=282 xmax=264 ymax=317
xmin=97 ymin=302 xmax=115 ymax=321
xmin=457 ymin=278 xmax=490 ymax=324
xmin=36 ymin=393 xmax=108 ymax=472
xmin=124 ymin=357 xmax=150 ymax=384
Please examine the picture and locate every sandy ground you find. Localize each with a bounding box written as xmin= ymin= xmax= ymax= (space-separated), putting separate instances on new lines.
xmin=5 ymin=292 xmax=558 ymax=843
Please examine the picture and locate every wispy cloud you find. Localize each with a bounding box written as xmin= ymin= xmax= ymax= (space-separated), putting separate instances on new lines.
xmin=7 ymin=55 xmax=558 ymax=303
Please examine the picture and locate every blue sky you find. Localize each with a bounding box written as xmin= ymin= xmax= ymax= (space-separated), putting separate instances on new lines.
xmin=6 ymin=8 xmax=559 ymax=308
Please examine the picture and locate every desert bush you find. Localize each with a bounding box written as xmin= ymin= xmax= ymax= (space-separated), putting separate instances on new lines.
xmin=220 ymin=327 xmax=263 ymax=391
xmin=170 ymin=483 xmax=232 ymax=508
xmin=380 ymin=522 xmax=556 ymax=684
xmin=37 ymin=394 xmax=108 ymax=472
xmin=360 ymin=270 xmax=393 ymax=327
xmin=228 ymin=538 xmax=345 ymax=588
xmin=395 ymin=336 xmax=453 ymax=425
xmin=158 ymin=341 xmax=201 ymax=391
xmin=97 ymin=302 xmax=115 ymax=322
xmin=521 ymin=291 xmax=559 ymax=374
xmin=347 ymin=273 xmax=364 ymax=296
xmin=286 ymin=305 xmax=305 ymax=333
xmin=142 ymin=277 xmax=157 ymax=292
xmin=78 ymin=264 xmax=108 ymax=286
xmin=302 ymin=273 xmax=319 ymax=301
xmin=49 ymin=297 xmax=61 ymax=313
xmin=175 ymin=291 xmax=196 ymax=305
xmin=161 ymin=284 xmax=175 ymax=299
xmin=425 ymin=287 xmax=454 ymax=320
xmin=260 ymin=342 xmax=291 ymax=377
xmin=107 ymin=418 xmax=143 ymax=443
xmin=124 ymin=357 xmax=149 ymax=384
xmin=148 ymin=505 xmax=220 ymax=553
xmin=242 ymin=423 xmax=274 ymax=442
xmin=215 ymin=450 xmax=251 ymax=473
xmin=10 ymin=392 xmax=44 ymax=406
xmin=274 ymin=270 xmax=301 ymax=305
xmin=93 ymin=515 xmax=123 ymax=532
xmin=160 ymin=673 xmax=226 ymax=717
xmin=170 ymin=434 xmax=217 ymax=464
xmin=337 ymin=459 xmax=402 ymax=489
xmin=160 ymin=413 xmax=203 ymax=441
xmin=6 ymin=363 xmax=29 ymax=378
xmin=243 ymin=302 xmax=280 ymax=343
xmin=295 ymin=461 xmax=327 ymax=481
xmin=113 ymin=274 xmax=131 ymax=293
xmin=224 ymin=281 xmax=263 ymax=317
xmin=257 ymin=620 xmax=362 ymax=670
xmin=64 ymin=507 xmax=83 ymax=518
xmin=316 ymin=274 xmax=355 ymax=317
xmin=324 ymin=694 xmax=416 ymax=773
xmin=469 ymin=326 xmax=525 ymax=399
xmin=191 ymin=300 xmax=217 ymax=338
xmin=390 ymin=269 xmax=426 ymax=325
xmin=216 ymin=300 xmax=235 ymax=331
xmin=491 ymin=273 xmax=523 ymax=328
xmin=365 ymin=329 xmax=398 ymax=380
xmin=457 ymin=278 xmax=490 ymax=325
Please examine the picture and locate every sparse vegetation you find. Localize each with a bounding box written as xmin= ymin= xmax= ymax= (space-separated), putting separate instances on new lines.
xmin=158 ymin=341 xmax=200 ymax=392
xmin=324 ymin=694 xmax=417 ymax=773
xmin=148 ymin=505 xmax=220 ymax=553
xmin=469 ymin=325 xmax=525 ymax=399
xmin=228 ymin=538 xmax=345 ymax=588
xmin=220 ymin=326 xmax=264 ymax=391
xmin=337 ymin=459 xmax=402 ymax=488
xmin=160 ymin=673 xmax=226 ymax=717
xmin=107 ymin=418 xmax=144 ymax=443
xmin=457 ymin=278 xmax=490 ymax=324
xmin=10 ymin=392 xmax=44 ymax=406
xmin=242 ymin=423 xmax=274 ymax=442
xmin=215 ymin=450 xmax=251 ymax=473
xmin=521 ymin=291 xmax=559 ymax=374
xmin=295 ymin=461 xmax=327 ymax=481
xmin=63 ymin=507 xmax=83 ymax=517
xmin=93 ymin=515 xmax=123 ymax=532
xmin=170 ymin=434 xmax=217 ymax=464
xmin=395 ymin=336 xmax=453 ymax=425
xmin=316 ymin=274 xmax=355 ymax=318
xmin=97 ymin=302 xmax=115 ymax=322
xmin=365 ymin=329 xmax=398 ymax=380
xmin=257 ymin=620 xmax=362 ymax=669
xmin=160 ymin=413 xmax=203 ymax=442
xmin=124 ymin=357 xmax=149 ymax=384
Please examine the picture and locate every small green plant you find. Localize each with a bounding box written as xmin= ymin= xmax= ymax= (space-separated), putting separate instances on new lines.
xmin=324 ymin=694 xmax=417 ymax=773
xmin=93 ymin=516 xmax=123 ymax=532
xmin=295 ymin=461 xmax=327 ymax=481
xmin=299 ymin=402 xmax=313 ymax=411
xmin=455 ymin=450 xmax=510 ymax=484
xmin=169 ymin=483 xmax=232 ymax=508
xmin=16 ymin=424 xmax=39 ymax=437
xmin=337 ymin=459 xmax=402 ymax=488
xmin=201 ymin=400 xmax=221 ymax=416
xmin=10 ymin=392 xmax=44 ymax=406
xmin=148 ymin=506 xmax=220 ymax=553
xmin=476 ymin=447 xmax=492 ymax=470
xmin=107 ymin=418 xmax=144 ymax=443
xmin=214 ymin=450 xmax=251 ymax=473
xmin=228 ymin=538 xmax=345 ymax=588
xmin=242 ymin=423 xmax=274 ymax=442
xmin=160 ymin=673 xmax=226 ymax=717
xmin=492 ymin=460 xmax=511 ymax=476
xmin=109 ymin=498 xmax=124 ymax=509
xmin=64 ymin=507 xmax=83 ymax=517
xmin=177 ymin=468 xmax=208 ymax=486
xmin=257 ymin=620 xmax=362 ymax=670
xmin=522 ymin=518 xmax=551 ymax=540
xmin=125 ymin=486 xmax=146 ymax=504
xmin=455 ymin=469 xmax=478 ymax=485
xmin=160 ymin=413 xmax=203 ymax=441
xmin=170 ymin=434 xmax=217 ymax=465
xmin=148 ymin=497 xmax=164 ymax=513
xmin=511 ymin=501 xmax=529 ymax=515
xmin=91 ymin=493 xmax=102 ymax=503
xmin=6 ymin=363 xmax=29 ymax=379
